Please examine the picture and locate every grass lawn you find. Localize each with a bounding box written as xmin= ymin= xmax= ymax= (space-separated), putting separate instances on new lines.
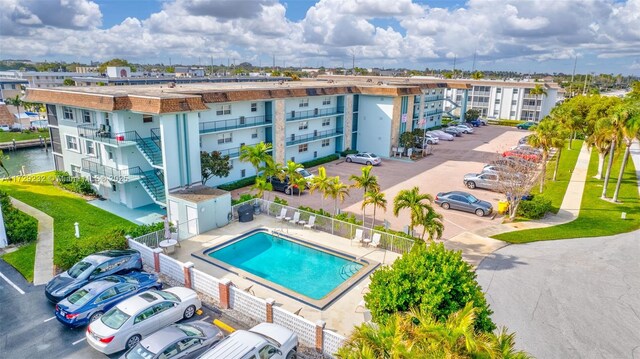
xmin=0 ymin=130 xmax=50 ymax=142
xmin=535 ymin=140 xmax=584 ymax=213
xmin=0 ymin=172 xmax=136 ymax=281
xmin=494 ymin=148 xmax=639 ymax=243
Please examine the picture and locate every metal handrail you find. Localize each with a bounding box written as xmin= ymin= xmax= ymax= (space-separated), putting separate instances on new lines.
xmin=134 ymin=131 xmax=161 ymax=164
xmin=199 ymin=114 xmax=272 ymax=133
xmin=150 ymin=128 xmax=161 ymax=147
xmin=78 ymin=125 xmax=138 ymax=145
xmin=286 ymin=106 xmax=344 ymax=121
xmin=81 ymin=158 xmax=134 ymax=179
xmin=129 ymin=166 xmax=163 ymax=200
xmin=286 ymin=128 xmax=343 ymax=146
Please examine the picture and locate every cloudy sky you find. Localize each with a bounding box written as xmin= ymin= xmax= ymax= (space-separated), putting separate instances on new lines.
xmin=1 ymin=0 xmax=639 ymax=74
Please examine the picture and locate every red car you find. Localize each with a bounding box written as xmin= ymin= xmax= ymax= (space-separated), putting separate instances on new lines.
xmin=502 ymin=149 xmax=541 ymax=162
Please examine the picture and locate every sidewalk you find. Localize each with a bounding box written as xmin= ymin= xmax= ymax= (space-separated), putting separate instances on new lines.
xmin=631 ymin=140 xmax=640 ymax=197
xmin=11 ymin=198 xmax=54 ymax=285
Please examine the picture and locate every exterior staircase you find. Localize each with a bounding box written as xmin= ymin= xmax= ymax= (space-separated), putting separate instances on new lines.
xmin=135 ymin=136 xmax=163 ymax=167
xmin=138 ymin=169 xmax=166 ymax=204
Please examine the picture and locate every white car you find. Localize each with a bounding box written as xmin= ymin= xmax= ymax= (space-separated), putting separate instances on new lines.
xmin=199 ymin=323 xmax=298 ymax=359
xmin=345 ymin=152 xmax=382 ymax=166
xmin=86 ymin=287 xmax=201 ymax=355
xmin=455 ymin=124 xmax=474 ymax=134
xmin=295 ymin=168 xmax=314 ymax=188
xmin=427 ymin=130 xmax=454 ymax=141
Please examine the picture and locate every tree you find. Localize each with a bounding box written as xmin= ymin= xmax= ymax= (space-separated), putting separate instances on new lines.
xmin=310 ymin=166 xmax=331 ymax=212
xmin=326 ymin=176 xmax=350 ymax=215
xmin=471 ymin=71 xmax=484 ymax=80
xmin=5 ymin=95 xmax=23 ymax=125
xmin=63 ymin=78 xmax=75 ymax=86
xmin=494 ymin=158 xmax=538 ymax=220
xmin=417 ymin=206 xmax=444 ymax=242
xmin=0 ymin=150 xmax=10 ymax=177
xmin=392 ymin=186 xmax=434 ymax=235
xmin=98 ymin=58 xmax=135 ymax=73
xmin=586 ymin=117 xmax=614 ymax=180
xmin=601 ymin=103 xmax=630 ymax=198
xmin=200 ymin=151 xmax=231 ymax=185
xmin=398 ymin=131 xmax=415 ymax=152
xmin=611 ymin=101 xmax=640 ymax=202
xmin=362 ymin=190 xmax=386 ymax=229
xmin=365 ymin=242 xmax=496 ymax=332
xmin=291 ymin=175 xmax=307 ymax=198
xmin=529 ymin=84 xmax=548 ymax=121
xmin=528 ymin=118 xmax=566 ymax=192
xmin=238 ymin=142 xmax=274 ymax=177
xmin=251 ymin=177 xmax=273 ymax=201
xmin=350 ymin=166 xmax=380 ymax=224
xmin=283 ymin=160 xmax=303 ymax=196
xmin=465 ymin=108 xmax=480 ymax=120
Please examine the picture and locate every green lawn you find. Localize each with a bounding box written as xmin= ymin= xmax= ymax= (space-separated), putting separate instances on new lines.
xmin=535 ymin=140 xmax=584 ymax=213
xmin=0 ymin=130 xmax=50 ymax=142
xmin=494 ymin=148 xmax=639 ymax=243
xmin=0 ymin=172 xmax=135 ymax=281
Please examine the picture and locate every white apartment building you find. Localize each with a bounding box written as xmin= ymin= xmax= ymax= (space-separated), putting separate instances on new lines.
xmin=0 ymin=70 xmax=98 ymax=88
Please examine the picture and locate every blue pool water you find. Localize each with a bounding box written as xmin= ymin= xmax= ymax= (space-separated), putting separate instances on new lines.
xmin=209 ymin=231 xmax=363 ymax=300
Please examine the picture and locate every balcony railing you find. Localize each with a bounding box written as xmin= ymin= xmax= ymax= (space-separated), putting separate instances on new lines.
xmin=521 ymin=105 xmax=540 ymax=111
xmin=424 ymin=109 xmax=444 ymax=116
xmin=286 ymin=107 xmax=344 ymax=121
xmin=199 ymin=114 xmax=272 ymax=134
xmin=81 ymin=158 xmax=141 ymax=183
xmin=424 ymin=95 xmax=445 ymax=102
xmin=215 ymin=146 xmax=242 ymax=159
xmin=286 ymin=128 xmax=343 ymax=146
xmin=78 ymin=124 xmax=137 ymax=146
xmin=150 ymin=128 xmax=161 ymax=146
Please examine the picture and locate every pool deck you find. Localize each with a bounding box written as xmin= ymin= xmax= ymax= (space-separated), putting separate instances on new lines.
xmin=87 ymin=200 xmax=166 ymax=225
xmin=170 ymin=215 xmax=401 ymax=336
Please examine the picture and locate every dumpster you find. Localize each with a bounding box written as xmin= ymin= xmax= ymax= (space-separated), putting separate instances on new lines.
xmin=497 ymin=200 xmax=509 ymax=214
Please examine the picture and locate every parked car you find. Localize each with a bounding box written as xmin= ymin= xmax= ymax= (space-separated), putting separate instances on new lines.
xmin=482 ymin=164 xmax=510 ymax=175
xmin=46 ymin=250 xmax=143 ymax=303
xmin=345 ymin=152 xmax=381 ymax=166
xmin=120 ymin=322 xmax=224 ymax=359
xmin=518 ymin=135 xmax=531 ymax=145
xmin=198 ymin=323 xmax=298 ymax=359
xmin=443 ymin=127 xmax=463 ymax=137
xmin=267 ymin=176 xmax=301 ymax=195
xmin=502 ymin=149 xmax=541 ymax=162
xmin=466 ymin=119 xmax=482 ymax=127
xmin=55 ymin=272 xmax=161 ymax=328
xmin=513 ymin=144 xmax=541 ymax=154
xmin=427 ymin=130 xmax=454 ymax=141
xmin=479 ymin=118 xmax=489 ymax=126
xmin=454 ymin=124 xmax=474 ymax=134
xmin=86 ymin=287 xmax=202 ymax=355
xmin=516 ymin=121 xmax=536 ymax=130
xmin=415 ymin=134 xmax=439 ymax=146
xmin=435 ymin=191 xmax=494 ymax=217
xmin=491 ymin=157 xmax=537 ymax=170
xmin=295 ymin=168 xmax=314 ymax=188
xmin=463 ymin=172 xmax=500 ymax=191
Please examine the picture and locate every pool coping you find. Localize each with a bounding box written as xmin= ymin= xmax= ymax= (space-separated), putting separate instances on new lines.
xmin=191 ymin=228 xmax=380 ymax=310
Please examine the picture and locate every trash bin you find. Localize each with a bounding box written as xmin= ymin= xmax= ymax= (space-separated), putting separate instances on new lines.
xmin=237 ymin=204 xmax=254 ymax=222
xmin=497 ymin=200 xmax=509 ymax=214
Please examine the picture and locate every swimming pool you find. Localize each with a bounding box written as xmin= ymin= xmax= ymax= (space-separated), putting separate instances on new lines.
xmin=193 ymin=229 xmax=377 ymax=309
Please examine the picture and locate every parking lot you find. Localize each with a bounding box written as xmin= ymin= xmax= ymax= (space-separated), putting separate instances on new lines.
xmin=0 ymin=260 xmax=243 ymax=359
xmin=239 ymin=125 xmax=527 ymax=240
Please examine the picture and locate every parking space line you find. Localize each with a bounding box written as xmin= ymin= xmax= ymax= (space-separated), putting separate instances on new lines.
xmin=43 ymin=316 xmax=56 ymax=322
xmin=200 ymin=315 xmax=210 ymax=322
xmin=71 ymin=338 xmax=86 ymax=346
xmin=0 ymin=271 xmax=25 ymax=295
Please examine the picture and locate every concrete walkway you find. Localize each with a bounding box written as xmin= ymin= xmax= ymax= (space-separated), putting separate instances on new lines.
xmin=631 ymin=140 xmax=640 ymax=197
xmin=11 ymin=198 xmax=54 ymax=285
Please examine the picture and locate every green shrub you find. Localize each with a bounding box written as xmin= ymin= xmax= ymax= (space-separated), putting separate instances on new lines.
xmin=273 ymin=196 xmax=288 ymax=205
xmin=365 ymin=242 xmax=496 ymax=333
xmin=339 ymin=149 xmax=358 ymax=157
xmin=231 ymin=193 xmax=257 ymax=205
xmin=57 ymin=229 xmax=128 ymax=270
xmin=517 ymin=195 xmax=552 ymax=219
xmin=0 ymin=190 xmax=38 ymax=244
xmin=334 ymin=212 xmax=362 ymax=225
xmin=373 ymin=225 xmax=419 ymax=241
xmin=300 ymin=154 xmax=339 ymax=168
xmin=298 ymin=205 xmax=332 ymax=218
xmin=217 ymin=176 xmax=257 ymax=191
xmin=54 ymin=171 xmax=96 ymax=196
xmin=127 ymin=222 xmax=166 ymax=238
xmin=487 ymin=119 xmax=524 ymax=127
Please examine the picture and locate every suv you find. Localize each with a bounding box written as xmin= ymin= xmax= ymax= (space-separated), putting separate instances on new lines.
xmin=198 ymin=323 xmax=298 ymax=359
xmin=463 ymin=172 xmax=500 ymax=191
xmin=516 ymin=121 xmax=536 ymax=130
xmin=267 ymin=176 xmax=301 ymax=195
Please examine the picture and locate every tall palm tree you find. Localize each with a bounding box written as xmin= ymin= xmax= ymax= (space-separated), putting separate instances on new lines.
xmin=586 ymin=117 xmax=614 ymax=180
xmin=350 ymin=166 xmax=380 ymax=224
xmin=529 ymin=84 xmax=547 ymax=122
xmin=528 ymin=118 xmax=566 ymax=192
xmin=362 ymin=190 xmax=386 ymax=229
xmin=602 ymin=105 xmax=628 ymax=198
xmin=0 ymin=150 xmax=10 ymax=177
xmin=283 ymin=160 xmax=303 ymax=196
xmin=309 ymin=166 xmax=331 ymax=213
xmin=612 ymin=102 xmax=640 ymax=202
xmin=417 ymin=207 xmax=444 ymax=242
xmin=326 ymin=177 xmax=350 ymax=215
xmin=238 ymin=141 xmax=273 ymax=177
xmin=251 ymin=176 xmax=272 ymax=201
xmin=5 ymin=95 xmax=23 ymax=126
xmin=393 ymin=187 xmax=434 ymax=236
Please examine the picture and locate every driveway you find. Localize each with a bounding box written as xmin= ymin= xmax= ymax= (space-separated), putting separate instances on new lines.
xmin=476 ymin=231 xmax=640 ymax=358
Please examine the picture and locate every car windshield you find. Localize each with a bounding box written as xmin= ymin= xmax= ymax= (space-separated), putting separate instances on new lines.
xmin=125 ymin=344 xmax=155 ymax=359
xmin=176 ymin=323 xmax=204 ymax=337
xmin=466 ymin=194 xmax=479 ymax=203
xmin=67 ymin=261 xmax=93 ymax=279
xmin=67 ymin=289 xmax=93 ymax=306
xmin=153 ymin=290 xmax=180 ymax=302
xmin=368 ymin=154 xmax=377 ymax=158
xmin=101 ymin=308 xmax=131 ymax=329
xmin=298 ymin=169 xmax=311 ymax=177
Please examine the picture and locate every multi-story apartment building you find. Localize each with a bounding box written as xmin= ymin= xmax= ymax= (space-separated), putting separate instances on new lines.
xmin=0 ymin=70 xmax=99 ymax=88
xmin=0 ymin=78 xmax=29 ymax=101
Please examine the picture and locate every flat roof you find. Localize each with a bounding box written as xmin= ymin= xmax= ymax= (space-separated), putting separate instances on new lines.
xmin=169 ymin=185 xmax=228 ymax=203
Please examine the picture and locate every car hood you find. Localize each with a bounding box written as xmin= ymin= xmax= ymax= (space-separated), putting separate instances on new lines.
xmin=164 ymin=286 xmax=197 ymax=301
xmin=463 ymin=173 xmax=480 ymax=180
xmin=477 ymin=200 xmax=493 ymax=208
xmin=250 ymin=323 xmax=296 ymax=347
xmin=188 ymin=322 xmax=224 ymax=340
xmin=47 ymin=273 xmax=81 ymax=296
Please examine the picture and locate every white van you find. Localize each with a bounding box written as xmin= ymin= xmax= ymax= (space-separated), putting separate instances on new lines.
xmin=197 ymin=323 xmax=298 ymax=359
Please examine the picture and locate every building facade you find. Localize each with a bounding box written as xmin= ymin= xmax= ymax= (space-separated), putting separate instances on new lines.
xmin=0 ymin=78 xmax=29 ymax=101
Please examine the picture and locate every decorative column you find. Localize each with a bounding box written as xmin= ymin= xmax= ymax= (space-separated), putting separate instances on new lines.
xmin=265 ymin=298 xmax=275 ymax=323
xmin=274 ymin=99 xmax=286 ymax=164
xmin=152 ymin=248 xmax=162 ymax=273
xmin=218 ymin=278 xmax=232 ymax=309
xmin=343 ymin=95 xmax=353 ymax=150
xmin=315 ymin=320 xmax=326 ymax=353
xmin=182 ymin=261 xmax=194 ymax=289
xmin=389 ymin=96 xmax=403 ymax=153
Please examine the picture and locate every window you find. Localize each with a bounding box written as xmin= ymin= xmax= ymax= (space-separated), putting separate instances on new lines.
xmin=82 ymin=110 xmax=92 ymax=123
xmin=104 ymin=113 xmax=111 ymax=126
xmin=510 ymin=111 xmax=516 ymax=117
xmin=143 ymin=115 xmax=153 ymax=123
xmin=241 ymin=169 xmax=246 ymax=178
xmin=321 ymin=139 xmax=330 ymax=147
xmin=513 ymin=88 xmax=519 ymax=94
xmin=217 ymin=133 xmax=232 ymax=144
xmin=134 ymin=307 xmax=156 ymax=324
xmin=259 ymin=345 xmax=279 ymax=359
xmin=495 ymin=99 xmax=500 ymax=104
xmin=511 ymin=100 xmax=517 ymax=105
xmin=216 ymin=104 xmax=231 ymax=115
xmin=250 ymin=102 xmax=258 ymax=112
xmin=96 ymin=288 xmax=118 ymax=303
xmin=251 ymin=130 xmax=258 ymax=139
xmin=159 ymin=342 xmax=180 ymax=359
xmin=86 ymin=140 xmax=95 ymax=156
xmin=107 ymin=150 xmax=114 ymax=160
xmin=63 ymin=107 xmax=74 ymax=120
xmin=496 ymin=88 xmax=502 ymax=93
xmin=322 ymin=97 xmax=331 ymax=105
xmin=322 ymin=118 xmax=330 ymax=126
xmin=299 ymin=99 xmax=309 ymax=108
xmin=66 ymin=135 xmax=79 ymax=151
xmin=298 ymin=144 xmax=308 ymax=152
xmin=298 ymin=121 xmax=308 ymax=130
xmin=71 ymin=165 xmax=81 ymax=177
xmin=493 ymin=109 xmax=499 ymax=116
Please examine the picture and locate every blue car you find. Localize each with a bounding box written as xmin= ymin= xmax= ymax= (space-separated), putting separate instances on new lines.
xmin=55 ymin=272 xmax=161 ymax=328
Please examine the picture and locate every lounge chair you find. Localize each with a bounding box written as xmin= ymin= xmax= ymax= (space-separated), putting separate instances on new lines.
xmin=303 ymin=215 xmax=316 ymax=230
xmin=370 ymin=233 xmax=381 ymax=248
xmin=289 ymin=211 xmax=300 ymax=224
xmin=275 ymin=208 xmax=287 ymax=221
xmin=353 ymin=229 xmax=365 ymax=246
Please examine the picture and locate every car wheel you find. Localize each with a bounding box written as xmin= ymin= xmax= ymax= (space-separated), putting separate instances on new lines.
xmin=366 ymin=161 xmax=372 ymax=165
xmin=183 ymin=305 xmax=196 ymax=320
xmin=475 ymin=208 xmax=485 ymax=217
xmin=427 ymin=140 xmax=433 ymax=145
xmin=346 ymin=157 xmax=352 ymax=163
xmin=466 ymin=181 xmax=476 ymax=189
xmin=285 ymin=187 xmax=291 ymax=195
xmin=89 ymin=311 xmax=104 ymax=323
xmin=286 ymin=350 xmax=297 ymax=359
xmin=126 ymin=335 xmax=141 ymax=350
xmin=441 ymin=202 xmax=450 ymax=210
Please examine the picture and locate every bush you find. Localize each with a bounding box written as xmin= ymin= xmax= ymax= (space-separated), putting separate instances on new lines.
xmin=217 ymin=176 xmax=257 ymax=191
xmin=0 ymin=190 xmax=38 ymax=244
xmin=231 ymin=193 xmax=257 ymax=205
xmin=273 ymin=196 xmax=288 ymax=205
xmin=339 ymin=149 xmax=358 ymax=157
xmin=298 ymin=205 xmax=332 ymax=218
xmin=487 ymin=119 xmax=524 ymax=127
xmin=517 ymin=195 xmax=552 ymax=219
xmin=54 ymin=171 xmax=96 ymax=196
xmin=300 ymin=154 xmax=339 ymax=168
xmin=57 ymin=229 xmax=128 ymax=270
xmin=365 ymin=242 xmax=496 ymax=333
xmin=127 ymin=222 xmax=165 ymax=238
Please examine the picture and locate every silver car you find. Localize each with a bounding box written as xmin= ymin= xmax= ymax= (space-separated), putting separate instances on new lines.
xmin=120 ymin=322 xmax=224 ymax=359
xmin=345 ymin=152 xmax=381 ymax=165
xmin=455 ymin=124 xmax=474 ymax=134
xmin=443 ymin=126 xmax=463 ymax=137
xmin=435 ymin=191 xmax=493 ymax=217
xmin=427 ymin=130 xmax=454 ymax=141
xmin=463 ymin=172 xmax=500 ymax=191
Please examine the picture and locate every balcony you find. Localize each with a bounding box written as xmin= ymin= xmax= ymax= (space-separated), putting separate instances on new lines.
xmin=199 ymin=114 xmax=272 ymax=134
xmin=286 ymin=107 xmax=344 ymax=122
xmin=286 ymin=128 xmax=343 ymax=146
xmin=522 ymin=105 xmax=540 ymax=111
xmin=424 ymin=109 xmax=444 ymax=116
xmin=473 ymin=91 xmax=491 ymax=96
xmin=215 ymin=146 xmax=242 ymax=159
xmin=424 ymin=95 xmax=444 ymax=102
xmin=81 ymin=158 xmax=142 ymax=183
xmin=78 ymin=124 xmax=137 ymax=146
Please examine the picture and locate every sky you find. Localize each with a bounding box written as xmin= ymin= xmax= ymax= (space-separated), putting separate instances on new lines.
xmin=0 ymin=0 xmax=639 ymax=75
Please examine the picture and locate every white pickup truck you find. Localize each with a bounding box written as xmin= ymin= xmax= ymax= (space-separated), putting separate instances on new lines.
xmin=197 ymin=323 xmax=298 ymax=359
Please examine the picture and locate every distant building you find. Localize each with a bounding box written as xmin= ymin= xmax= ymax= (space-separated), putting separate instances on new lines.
xmin=0 ymin=70 xmax=96 ymax=89
xmin=75 ymin=66 xmax=99 ymax=74
xmin=0 ymin=78 xmax=29 ymax=100
xmin=174 ymin=67 xmax=205 ymax=77
xmin=106 ymin=67 xmax=131 ymax=78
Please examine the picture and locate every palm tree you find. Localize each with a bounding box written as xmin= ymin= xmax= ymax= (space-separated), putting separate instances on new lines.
xmin=238 ymin=142 xmax=273 ymax=177
xmin=491 ymin=327 xmax=535 ymax=359
xmin=393 ymin=187 xmax=433 ymax=236
xmin=251 ymin=176 xmax=272 ymax=201
xmin=263 ymin=160 xmax=285 ymax=181
xmin=417 ymin=207 xmax=444 ymax=242
xmin=362 ymin=190 xmax=386 ymax=229
xmin=309 ymin=166 xmax=331 ymax=213
xmin=602 ymin=105 xmax=628 ymax=198
xmin=586 ymin=117 xmax=614 ymax=180
xmin=291 ymin=175 xmax=307 ymax=199
xmin=283 ymin=160 xmax=303 ymax=196
xmin=612 ymin=102 xmax=640 ymax=202
xmin=0 ymin=150 xmax=10 ymax=177
xmin=471 ymin=71 xmax=484 ymax=80
xmin=350 ymin=166 xmax=380 ymax=224
xmin=326 ymin=177 xmax=350 ymax=215
xmin=5 ymin=95 xmax=23 ymax=127
xmin=528 ymin=118 xmax=566 ymax=192
xmin=529 ymin=84 xmax=547 ymax=122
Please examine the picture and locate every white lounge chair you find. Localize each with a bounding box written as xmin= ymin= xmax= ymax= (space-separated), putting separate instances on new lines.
xmin=275 ymin=208 xmax=287 ymax=221
xmin=289 ymin=211 xmax=300 ymax=224
xmin=303 ymin=215 xmax=316 ymax=230
xmin=370 ymin=233 xmax=381 ymax=248
xmin=353 ymin=229 xmax=365 ymax=246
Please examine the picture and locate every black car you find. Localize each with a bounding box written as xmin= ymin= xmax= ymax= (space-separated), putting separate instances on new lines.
xmin=267 ymin=176 xmax=301 ymax=195
xmin=45 ymin=250 xmax=143 ymax=303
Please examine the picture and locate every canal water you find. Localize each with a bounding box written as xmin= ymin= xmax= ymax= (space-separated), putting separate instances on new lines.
xmin=1 ymin=147 xmax=54 ymax=177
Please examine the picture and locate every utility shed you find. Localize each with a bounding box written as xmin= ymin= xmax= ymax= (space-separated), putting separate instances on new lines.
xmin=167 ymin=186 xmax=231 ymax=237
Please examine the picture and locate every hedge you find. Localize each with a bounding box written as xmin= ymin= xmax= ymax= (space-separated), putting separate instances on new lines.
xmin=487 ymin=119 xmax=525 ymax=127
xmin=218 ymin=176 xmax=257 ymax=191
xmin=517 ymin=195 xmax=552 ymax=219
xmin=339 ymin=149 xmax=358 ymax=157
xmin=0 ymin=190 xmax=38 ymax=245
xmin=300 ymin=154 xmax=339 ymax=168
xmin=55 ymin=171 xmax=96 ymax=196
xmin=57 ymin=229 xmax=129 ymax=270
